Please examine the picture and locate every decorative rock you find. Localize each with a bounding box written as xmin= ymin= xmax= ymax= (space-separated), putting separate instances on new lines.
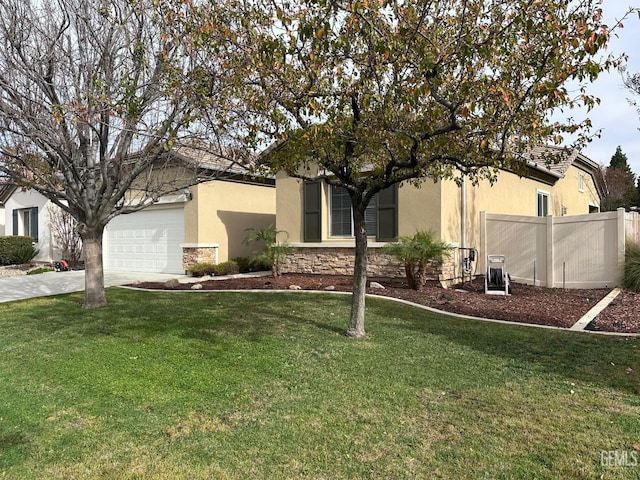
xmin=288 ymin=285 xmax=302 ymax=290
xmin=191 ymin=283 xmax=203 ymax=290
xmin=165 ymin=278 xmax=180 ymax=288
xmin=324 ymin=285 xmax=336 ymax=291
xmin=369 ymin=281 xmax=385 ymax=290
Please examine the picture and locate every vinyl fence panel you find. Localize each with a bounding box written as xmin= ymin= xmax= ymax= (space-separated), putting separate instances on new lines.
xmin=481 ymin=208 xmax=626 ymax=289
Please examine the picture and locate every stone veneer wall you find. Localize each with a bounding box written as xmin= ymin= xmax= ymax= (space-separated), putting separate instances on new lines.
xmin=182 ymin=246 xmax=219 ymax=272
xmin=282 ymin=246 xmax=458 ymax=286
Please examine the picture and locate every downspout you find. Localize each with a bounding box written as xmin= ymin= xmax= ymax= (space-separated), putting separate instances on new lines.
xmin=460 ymin=175 xmax=466 ymax=282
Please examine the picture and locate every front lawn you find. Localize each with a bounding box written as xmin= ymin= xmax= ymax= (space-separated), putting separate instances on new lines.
xmin=0 ymin=290 xmax=638 ymax=479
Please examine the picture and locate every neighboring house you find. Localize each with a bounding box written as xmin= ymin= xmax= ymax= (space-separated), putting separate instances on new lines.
xmin=3 ymin=187 xmax=59 ymax=261
xmin=276 ymin=146 xmax=604 ymax=284
xmin=0 ymin=180 xmax=17 ymax=236
xmin=3 ymin=150 xmax=276 ymax=273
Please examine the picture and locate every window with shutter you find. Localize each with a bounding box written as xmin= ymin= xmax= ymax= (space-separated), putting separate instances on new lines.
xmin=328 ymin=185 xmax=397 ymax=240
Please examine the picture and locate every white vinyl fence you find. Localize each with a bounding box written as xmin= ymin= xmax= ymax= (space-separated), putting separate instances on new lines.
xmin=480 ymin=208 xmax=637 ymax=289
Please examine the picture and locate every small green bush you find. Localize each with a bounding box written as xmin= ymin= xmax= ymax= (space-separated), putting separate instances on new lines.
xmin=0 ymin=236 xmax=36 ymax=266
xmin=623 ymin=241 xmax=640 ymax=292
xmin=188 ymin=261 xmax=240 ymax=277
xmin=188 ymin=262 xmax=217 ymax=277
xmin=12 ymin=244 xmax=40 ymax=265
xmin=233 ymin=257 xmax=271 ymax=273
xmin=213 ymin=260 xmax=240 ymax=276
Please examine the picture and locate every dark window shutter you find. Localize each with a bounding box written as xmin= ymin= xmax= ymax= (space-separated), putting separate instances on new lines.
xmin=12 ymin=210 xmax=18 ymax=236
xmin=376 ymin=185 xmax=397 ymax=241
xmin=30 ymin=207 xmax=39 ymax=242
xmin=364 ymin=194 xmax=377 ymax=236
xmin=303 ymin=181 xmax=321 ymax=242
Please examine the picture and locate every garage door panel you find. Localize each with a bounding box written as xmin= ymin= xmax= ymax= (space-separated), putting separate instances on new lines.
xmin=105 ymin=207 xmax=184 ymax=274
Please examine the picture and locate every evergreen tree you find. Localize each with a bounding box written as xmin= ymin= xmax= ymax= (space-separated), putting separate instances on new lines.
xmin=609 ymin=146 xmax=634 ymax=175
xmin=602 ymin=146 xmax=638 ymax=210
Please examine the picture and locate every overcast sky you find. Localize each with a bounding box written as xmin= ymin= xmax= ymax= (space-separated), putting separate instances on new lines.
xmin=574 ymin=3 xmax=640 ymax=174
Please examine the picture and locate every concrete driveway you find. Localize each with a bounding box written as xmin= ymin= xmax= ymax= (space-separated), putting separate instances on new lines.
xmin=0 ymin=270 xmax=185 ymax=304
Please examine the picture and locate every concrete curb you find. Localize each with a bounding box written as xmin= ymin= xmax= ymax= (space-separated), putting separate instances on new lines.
xmin=570 ymin=288 xmax=622 ymax=331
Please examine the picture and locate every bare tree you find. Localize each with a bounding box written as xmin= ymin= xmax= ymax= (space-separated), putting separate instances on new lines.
xmin=0 ymin=0 xmax=240 ymax=307
xmin=48 ymin=204 xmax=83 ymax=266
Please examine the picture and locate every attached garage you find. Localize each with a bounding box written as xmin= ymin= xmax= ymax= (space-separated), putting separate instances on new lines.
xmin=104 ymin=205 xmax=185 ymax=274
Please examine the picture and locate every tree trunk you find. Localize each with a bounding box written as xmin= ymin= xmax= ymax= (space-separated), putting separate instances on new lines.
xmin=346 ymin=203 xmax=368 ymax=338
xmin=405 ymin=262 xmax=416 ymax=290
xmin=415 ymin=260 xmax=426 ymax=291
xmin=81 ymin=227 xmax=107 ymax=309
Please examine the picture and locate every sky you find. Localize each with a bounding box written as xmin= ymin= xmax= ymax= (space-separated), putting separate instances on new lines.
xmin=572 ymin=3 xmax=640 ymax=174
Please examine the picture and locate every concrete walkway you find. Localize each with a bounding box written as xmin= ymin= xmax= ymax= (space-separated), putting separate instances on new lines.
xmin=0 ymin=270 xmax=185 ymax=304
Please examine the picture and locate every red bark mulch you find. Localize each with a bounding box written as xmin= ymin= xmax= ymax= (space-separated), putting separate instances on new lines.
xmin=132 ymin=274 xmax=640 ymax=334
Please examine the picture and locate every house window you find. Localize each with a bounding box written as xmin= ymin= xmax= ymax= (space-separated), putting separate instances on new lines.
xmin=330 ymin=185 xmax=377 ymax=237
xmin=537 ymin=191 xmax=549 ymax=217
xmin=578 ymin=173 xmax=585 ymax=192
xmin=12 ymin=207 xmax=39 ymax=242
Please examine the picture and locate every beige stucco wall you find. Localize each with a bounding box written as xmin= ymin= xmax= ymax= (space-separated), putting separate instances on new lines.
xmin=275 ymin=170 xmax=444 ymax=244
xmin=275 ymin=162 xmax=601 ymax=283
xmin=551 ymin=164 xmax=600 ymax=216
xmin=276 ymin=171 xmax=306 ymax=243
xmin=185 ymin=179 xmax=276 ymax=262
xmin=398 ymin=181 xmax=442 ymax=238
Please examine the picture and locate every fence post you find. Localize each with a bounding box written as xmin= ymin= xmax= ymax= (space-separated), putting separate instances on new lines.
xmin=546 ymin=215 xmax=554 ymax=287
xmin=618 ymin=208 xmax=626 ymax=280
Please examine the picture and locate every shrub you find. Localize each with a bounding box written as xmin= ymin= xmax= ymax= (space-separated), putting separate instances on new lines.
xmin=623 ymin=241 xmax=640 ymax=292
xmin=188 ymin=261 xmax=240 ymax=277
xmin=213 ymin=260 xmax=240 ymax=276
xmin=12 ymin=244 xmax=40 ymax=265
xmin=233 ymin=257 xmax=271 ymax=273
xmin=382 ymin=231 xmax=452 ymax=290
xmin=0 ymin=236 xmax=38 ymax=266
xmin=188 ymin=262 xmax=217 ymax=277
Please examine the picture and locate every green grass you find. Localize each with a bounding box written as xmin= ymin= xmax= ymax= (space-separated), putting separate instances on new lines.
xmin=0 ymin=289 xmax=638 ymax=479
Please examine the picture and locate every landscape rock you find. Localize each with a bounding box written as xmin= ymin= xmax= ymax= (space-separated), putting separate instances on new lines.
xmin=165 ymin=278 xmax=180 ymax=288
xmin=324 ymin=285 xmax=336 ymax=291
xmin=289 ymin=285 xmax=302 ymax=290
xmin=369 ymin=281 xmax=385 ymax=290
xmin=191 ymin=283 xmax=203 ymax=290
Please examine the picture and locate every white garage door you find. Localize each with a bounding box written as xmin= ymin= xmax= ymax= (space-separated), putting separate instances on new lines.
xmin=104 ymin=206 xmax=185 ymax=274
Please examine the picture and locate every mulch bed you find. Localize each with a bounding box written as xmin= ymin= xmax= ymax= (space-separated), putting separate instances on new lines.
xmin=133 ymin=274 xmax=639 ymax=334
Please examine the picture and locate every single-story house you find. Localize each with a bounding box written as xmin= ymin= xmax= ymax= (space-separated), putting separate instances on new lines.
xmin=276 ymin=145 xmax=604 ymax=284
xmin=0 ymin=179 xmax=16 ymax=236
xmin=3 ymin=150 xmax=276 ymax=273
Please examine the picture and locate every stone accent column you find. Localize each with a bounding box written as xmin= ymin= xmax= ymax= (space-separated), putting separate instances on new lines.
xmin=182 ymin=244 xmax=219 ymax=272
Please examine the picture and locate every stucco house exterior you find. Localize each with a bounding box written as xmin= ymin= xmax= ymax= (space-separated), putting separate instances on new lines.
xmin=276 ymin=146 xmax=604 ymax=284
xmin=2 ymin=153 xmax=276 ymax=273
xmin=0 ymin=179 xmax=16 ymax=237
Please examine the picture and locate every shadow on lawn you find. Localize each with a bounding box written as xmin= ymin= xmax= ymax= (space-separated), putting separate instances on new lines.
xmin=14 ymin=289 xmax=638 ymax=396
xmin=368 ymin=297 xmax=640 ymax=396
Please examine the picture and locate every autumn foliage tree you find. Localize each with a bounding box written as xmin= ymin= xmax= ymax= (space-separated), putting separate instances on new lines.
xmin=188 ymin=0 xmax=626 ymax=337
xmin=0 ymin=0 xmax=240 ymax=307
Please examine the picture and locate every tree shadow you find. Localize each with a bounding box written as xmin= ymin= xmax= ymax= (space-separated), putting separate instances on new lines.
xmin=368 ymin=296 xmax=640 ymax=396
